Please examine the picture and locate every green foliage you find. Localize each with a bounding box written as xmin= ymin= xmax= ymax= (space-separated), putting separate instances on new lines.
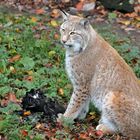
xmin=0 ymin=10 xmax=139 ymax=140
xmin=0 ymin=12 xmax=70 ymax=98
xmin=0 ymin=12 xmax=70 ymax=139
xmin=108 ymin=12 xmax=117 ymax=22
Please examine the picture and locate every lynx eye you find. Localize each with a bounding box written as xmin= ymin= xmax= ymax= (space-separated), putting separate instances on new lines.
xmin=61 ymin=28 xmax=65 ymax=32
xmin=70 ymin=31 xmax=75 ymax=35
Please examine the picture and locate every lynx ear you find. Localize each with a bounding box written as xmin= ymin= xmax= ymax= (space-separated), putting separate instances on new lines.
xmin=60 ymin=10 xmax=69 ymax=21
xmin=80 ymin=19 xmax=90 ymax=28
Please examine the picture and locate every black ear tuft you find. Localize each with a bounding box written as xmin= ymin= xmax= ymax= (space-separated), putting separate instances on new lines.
xmin=59 ymin=9 xmax=69 ymax=21
xmin=80 ymin=19 xmax=89 ymax=28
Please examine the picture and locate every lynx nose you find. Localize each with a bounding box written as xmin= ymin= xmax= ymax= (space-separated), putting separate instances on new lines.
xmin=62 ymin=36 xmax=67 ymax=44
xmin=62 ymin=39 xmax=66 ymax=44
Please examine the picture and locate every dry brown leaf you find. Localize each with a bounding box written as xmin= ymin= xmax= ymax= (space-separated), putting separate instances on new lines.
xmin=8 ymin=54 xmax=21 ymax=63
xmin=1 ymin=99 xmax=8 ymax=107
xmin=51 ymin=9 xmax=61 ymax=18
xmin=1 ymin=93 xmax=18 ymax=106
xmin=24 ymin=76 xmax=33 ymax=81
xmin=35 ymin=123 xmax=42 ymax=129
xmin=124 ymin=12 xmax=138 ymax=18
xmin=7 ymin=93 xmax=17 ymax=102
xmin=35 ymin=8 xmax=45 ymax=15
xmin=135 ymin=16 xmax=140 ymax=21
xmin=117 ymin=20 xmax=131 ymax=26
xmin=79 ymin=132 xmax=88 ymax=139
xmin=53 ymin=33 xmax=59 ymax=40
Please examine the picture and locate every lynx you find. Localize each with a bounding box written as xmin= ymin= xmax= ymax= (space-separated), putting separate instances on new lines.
xmin=59 ymin=12 xmax=140 ymax=139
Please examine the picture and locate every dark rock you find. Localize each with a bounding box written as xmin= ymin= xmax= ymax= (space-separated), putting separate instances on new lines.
xmin=98 ymin=0 xmax=135 ymax=13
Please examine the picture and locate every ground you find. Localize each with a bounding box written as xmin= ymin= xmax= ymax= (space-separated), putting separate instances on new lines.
xmin=0 ymin=3 xmax=140 ymax=140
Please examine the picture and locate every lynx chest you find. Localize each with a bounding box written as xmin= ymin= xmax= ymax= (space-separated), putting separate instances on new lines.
xmin=65 ymin=55 xmax=77 ymax=85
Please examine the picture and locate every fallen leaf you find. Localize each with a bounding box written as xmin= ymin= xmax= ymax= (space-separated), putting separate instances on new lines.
xmin=27 ymin=70 xmax=33 ymax=75
xmin=45 ymin=131 xmax=55 ymax=138
xmin=58 ymin=88 xmax=64 ymax=96
xmin=79 ymin=132 xmax=88 ymax=139
xmin=1 ymin=99 xmax=8 ymax=107
xmin=124 ymin=12 xmax=137 ymax=18
xmin=53 ymin=33 xmax=59 ymax=40
xmin=8 ymin=54 xmax=21 ymax=63
xmin=23 ymin=111 xmax=31 ymax=116
xmin=51 ymin=9 xmax=60 ymax=18
xmin=24 ymin=76 xmax=33 ymax=81
xmin=20 ymin=130 xmax=28 ymax=137
xmin=135 ymin=16 xmax=140 ymax=21
xmin=95 ymin=130 xmax=104 ymax=137
xmin=48 ymin=51 xmax=56 ymax=57
xmin=117 ymin=20 xmax=131 ymax=26
xmin=35 ymin=9 xmax=45 ymax=15
xmin=1 ymin=93 xmax=18 ymax=106
xmin=6 ymin=93 xmax=17 ymax=103
xmin=30 ymin=16 xmax=38 ymax=23
xmin=35 ymin=123 xmax=42 ymax=129
xmin=9 ymin=66 xmax=16 ymax=73
xmin=50 ymin=20 xmax=58 ymax=27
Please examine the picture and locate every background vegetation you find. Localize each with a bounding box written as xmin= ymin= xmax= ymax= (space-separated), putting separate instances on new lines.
xmin=0 ymin=2 xmax=140 ymax=140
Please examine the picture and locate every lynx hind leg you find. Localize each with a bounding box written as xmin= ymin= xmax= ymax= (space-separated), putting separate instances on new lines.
xmin=97 ymin=90 xmax=140 ymax=138
xmin=96 ymin=91 xmax=126 ymax=134
xmin=96 ymin=116 xmax=117 ymax=134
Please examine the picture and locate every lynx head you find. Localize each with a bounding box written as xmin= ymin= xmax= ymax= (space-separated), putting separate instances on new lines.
xmin=60 ymin=12 xmax=91 ymax=55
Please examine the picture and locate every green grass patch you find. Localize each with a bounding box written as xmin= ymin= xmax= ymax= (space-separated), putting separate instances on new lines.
xmin=0 ymin=11 xmax=139 ymax=140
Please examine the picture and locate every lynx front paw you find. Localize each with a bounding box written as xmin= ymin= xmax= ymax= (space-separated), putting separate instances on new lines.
xmin=57 ymin=113 xmax=64 ymax=123
xmin=96 ymin=124 xmax=113 ymax=134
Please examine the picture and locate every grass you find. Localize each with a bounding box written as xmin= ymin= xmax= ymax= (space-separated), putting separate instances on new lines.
xmin=0 ymin=10 xmax=140 ymax=140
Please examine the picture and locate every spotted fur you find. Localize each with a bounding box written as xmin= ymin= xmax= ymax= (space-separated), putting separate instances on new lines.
xmin=59 ymin=13 xmax=140 ymax=139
